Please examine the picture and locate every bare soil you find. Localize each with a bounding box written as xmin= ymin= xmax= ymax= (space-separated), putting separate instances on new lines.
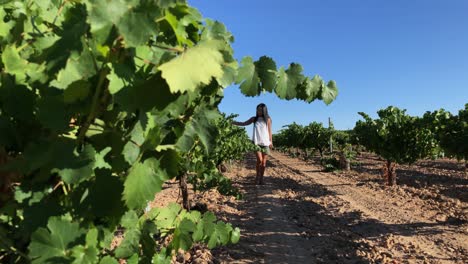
xmin=151 ymin=151 xmax=468 ymax=264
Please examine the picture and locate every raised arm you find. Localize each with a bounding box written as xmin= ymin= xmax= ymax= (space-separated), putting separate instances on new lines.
xmin=232 ymin=117 xmax=255 ymax=126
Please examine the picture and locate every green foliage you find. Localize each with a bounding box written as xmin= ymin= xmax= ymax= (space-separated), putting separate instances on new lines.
xmin=333 ymin=130 xmax=351 ymax=149
xmin=0 ymin=0 xmax=337 ymax=262
xmin=422 ymin=105 xmax=468 ymax=161
xmin=236 ymin=57 xmax=337 ymax=103
xmin=274 ymin=122 xmax=305 ymax=149
xmin=333 ymin=131 xmax=357 ymax=161
xmin=302 ymin=122 xmax=334 ymax=156
xmin=186 ymin=114 xmax=256 ymax=196
xmin=320 ymin=155 xmax=340 ymax=172
xmin=123 ymin=158 xmax=168 ymax=210
xmin=354 ymin=106 xmax=437 ymax=164
xmin=273 ymin=121 xmax=333 ymax=157
xmin=159 ymin=40 xmax=225 ymax=93
xmin=147 ymin=203 xmax=239 ymax=250
xmin=28 ymin=216 xmax=85 ymax=263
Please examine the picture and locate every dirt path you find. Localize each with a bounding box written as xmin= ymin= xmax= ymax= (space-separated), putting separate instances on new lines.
xmin=214 ymin=152 xmax=468 ymax=263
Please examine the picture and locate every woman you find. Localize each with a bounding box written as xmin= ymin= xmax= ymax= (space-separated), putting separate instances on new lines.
xmin=233 ymin=103 xmax=273 ymax=184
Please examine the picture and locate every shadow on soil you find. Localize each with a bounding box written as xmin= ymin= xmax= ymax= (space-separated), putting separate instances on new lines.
xmin=345 ymin=153 xmax=467 ymax=202
xmin=213 ymin=153 xmax=462 ymax=263
xmin=396 ymin=169 xmax=468 ymax=202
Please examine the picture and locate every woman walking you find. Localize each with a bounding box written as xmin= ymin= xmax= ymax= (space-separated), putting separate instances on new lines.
xmin=233 ymin=103 xmax=273 ymax=184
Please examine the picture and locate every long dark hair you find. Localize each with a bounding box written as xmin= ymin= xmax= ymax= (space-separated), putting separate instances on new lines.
xmin=254 ymin=103 xmax=270 ymax=123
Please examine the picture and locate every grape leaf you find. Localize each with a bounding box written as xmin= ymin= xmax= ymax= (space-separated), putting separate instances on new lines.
xmin=99 ymin=256 xmax=119 ymax=264
xmin=115 ymin=229 xmax=141 ymax=258
xmin=50 ymin=49 xmax=97 ymax=90
xmin=321 ymin=80 xmax=338 ymax=105
xmin=29 ymin=216 xmax=84 ymax=263
xmin=87 ymin=0 xmax=158 ymax=47
xmin=123 ymin=158 xmax=168 ymax=209
xmin=275 ymin=63 xmax=305 ymax=100
xmin=71 ymin=245 xmax=98 ymax=264
xmin=63 ymin=80 xmax=91 ymax=103
xmin=2 ymin=45 xmax=28 ymax=81
xmin=159 ymin=40 xmax=225 ymax=93
xmin=154 ymin=203 xmax=182 ymax=231
xmin=255 ymin=56 xmax=277 ymax=92
xmin=176 ymin=107 xmax=220 ymax=153
xmin=231 ymin=227 xmax=240 ymax=243
xmin=236 ymin=56 xmax=260 ymax=96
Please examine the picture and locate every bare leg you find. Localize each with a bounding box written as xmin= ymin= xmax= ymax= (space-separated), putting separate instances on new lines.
xmin=255 ymin=151 xmax=263 ymax=184
xmin=259 ymin=153 xmax=268 ymax=184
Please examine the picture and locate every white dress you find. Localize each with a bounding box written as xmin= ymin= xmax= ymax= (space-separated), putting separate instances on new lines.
xmin=252 ymin=117 xmax=270 ymax=147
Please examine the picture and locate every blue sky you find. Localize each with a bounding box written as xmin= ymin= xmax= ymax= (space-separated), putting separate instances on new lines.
xmin=188 ymin=0 xmax=468 ymax=133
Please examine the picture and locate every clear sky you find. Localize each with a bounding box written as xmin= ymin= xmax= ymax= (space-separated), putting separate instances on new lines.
xmin=188 ymin=0 xmax=468 ymax=133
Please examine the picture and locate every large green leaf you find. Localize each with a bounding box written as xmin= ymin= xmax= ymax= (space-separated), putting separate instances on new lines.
xmin=255 ymin=56 xmax=277 ymax=92
xmin=153 ymin=203 xmax=182 ymax=231
xmin=236 ymin=56 xmax=260 ymax=96
xmin=87 ymin=0 xmax=133 ymax=42
xmin=165 ymin=9 xmax=190 ymax=46
xmin=192 ymin=222 xmax=204 ymax=242
xmin=87 ymin=0 xmax=159 ymax=47
xmin=198 ymin=212 xmax=216 ymax=241
xmin=201 ymin=20 xmax=236 ymax=87
xmin=115 ymin=229 xmax=141 ymax=258
xmin=296 ymin=75 xmax=322 ymax=102
xmin=1 ymin=45 xmax=45 ymax=85
xmin=71 ymin=245 xmax=98 ymax=264
xmin=123 ymin=141 xmax=140 ymax=165
xmin=274 ymin=67 xmax=289 ymax=99
xmin=305 ymin=75 xmax=323 ymax=102
xmin=33 ymin=34 xmax=61 ymax=51
xmin=201 ymin=19 xmax=234 ymax=43
xmin=176 ymin=107 xmax=220 ymax=153
xmin=114 ymin=211 xmax=141 ymax=258
xmin=99 ymin=256 xmax=119 ymax=264
xmin=0 ymin=9 xmax=15 ymax=39
xmin=321 ymin=80 xmax=338 ymax=105
xmin=29 ymin=216 xmax=84 ymax=263
xmin=53 ymin=144 xmax=96 ymax=185
xmin=121 ymin=210 xmax=139 ymax=229
xmin=159 ymin=40 xmax=225 ymax=93
xmin=118 ymin=8 xmax=159 ymax=47
xmin=86 ymin=228 xmax=98 ymax=248
xmin=152 ymin=252 xmax=171 ymax=264
xmin=126 ymin=254 xmax=139 ymax=264
xmin=135 ymin=45 xmax=175 ymax=68
xmin=204 ymin=218 xmax=233 ymax=249
xmin=50 ymin=48 xmax=97 ymax=90
xmin=2 ymin=45 xmax=27 ymax=81
xmin=39 ymin=4 xmax=88 ymax=76
xmin=172 ymin=218 xmax=196 ymax=250
xmin=218 ymin=60 xmax=238 ymax=88
xmin=108 ymin=66 xmax=128 ymax=95
xmin=275 ymin=63 xmax=305 ymax=100
xmin=123 ymin=158 xmax=168 ymax=209
xmin=94 ymin=147 xmax=112 ymax=170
